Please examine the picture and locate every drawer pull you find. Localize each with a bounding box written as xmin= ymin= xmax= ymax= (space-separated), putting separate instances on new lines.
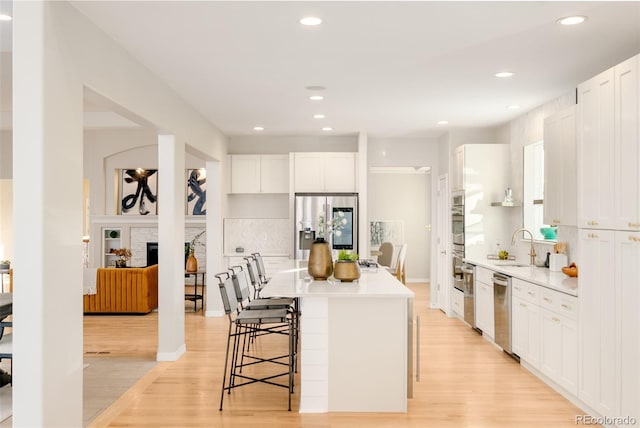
xmin=514 ymin=286 xmax=522 ymax=291
xmin=544 ymin=297 xmax=552 ymax=303
xmin=553 ymin=317 xmax=561 ymax=323
xmin=561 ymin=304 xmax=571 ymax=310
xmin=528 ymin=291 xmax=535 ymax=296
xmin=520 ymin=303 xmax=527 ymax=308
xmin=629 ymin=222 xmax=640 ymax=228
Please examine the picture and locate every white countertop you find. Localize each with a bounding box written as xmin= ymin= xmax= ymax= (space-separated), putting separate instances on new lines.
xmin=261 ymin=260 xmax=415 ymax=299
xmin=224 ymin=253 xmax=290 ymax=257
xmin=465 ymin=258 xmax=578 ymax=297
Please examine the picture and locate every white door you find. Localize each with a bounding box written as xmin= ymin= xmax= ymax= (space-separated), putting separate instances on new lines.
xmin=436 ymin=174 xmax=449 ymax=313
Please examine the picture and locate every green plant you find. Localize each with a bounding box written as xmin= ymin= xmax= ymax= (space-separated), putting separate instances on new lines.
xmin=0 ymin=260 xmax=9 ymax=265
xmin=337 ymin=250 xmax=358 ymax=261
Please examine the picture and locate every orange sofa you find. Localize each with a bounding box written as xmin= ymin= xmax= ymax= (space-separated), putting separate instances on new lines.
xmin=83 ymin=264 xmax=158 ymax=314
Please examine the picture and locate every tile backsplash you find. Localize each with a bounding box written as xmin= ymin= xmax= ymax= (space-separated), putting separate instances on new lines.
xmin=224 ymin=218 xmax=291 ymax=256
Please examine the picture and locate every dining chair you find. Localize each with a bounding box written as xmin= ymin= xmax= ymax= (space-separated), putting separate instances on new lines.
xmin=377 ymin=242 xmax=395 ymax=268
xmin=387 ymin=243 xmax=407 ymax=284
xmin=215 ymin=272 xmax=294 ymax=411
xmin=251 ymin=252 xmax=271 ymax=284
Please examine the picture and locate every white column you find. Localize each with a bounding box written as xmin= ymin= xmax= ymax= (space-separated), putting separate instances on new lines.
xmin=13 ymin=1 xmax=84 ymax=425
xmin=205 ymin=159 xmax=224 ymax=316
xmin=358 ymin=132 xmax=368 ymax=258
xmin=157 ymin=134 xmax=186 ymax=360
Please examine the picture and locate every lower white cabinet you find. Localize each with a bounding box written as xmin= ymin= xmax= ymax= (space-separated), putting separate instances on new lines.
xmin=451 ymin=287 xmax=464 ymax=318
xmin=540 ymin=307 xmax=578 ymax=396
xmin=512 ymin=296 xmax=541 ymax=369
xmin=475 ymin=275 xmax=494 ymax=338
xmin=578 ymin=229 xmax=619 ymax=417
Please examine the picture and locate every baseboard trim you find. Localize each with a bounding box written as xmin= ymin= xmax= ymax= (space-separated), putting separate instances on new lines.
xmin=156 ymin=344 xmax=186 ymax=362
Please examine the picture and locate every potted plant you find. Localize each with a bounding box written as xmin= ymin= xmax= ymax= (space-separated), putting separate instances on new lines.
xmin=0 ymin=260 xmax=9 ymax=270
xmin=308 ymin=211 xmax=348 ymax=280
xmin=111 ymin=248 xmax=131 ymax=268
xmin=333 ymin=250 xmax=360 ymax=282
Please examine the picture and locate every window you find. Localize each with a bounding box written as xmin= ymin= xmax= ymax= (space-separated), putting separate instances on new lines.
xmin=523 ymin=141 xmax=554 ymax=241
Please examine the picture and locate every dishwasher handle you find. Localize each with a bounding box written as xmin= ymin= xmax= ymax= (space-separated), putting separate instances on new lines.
xmin=492 ymin=274 xmax=510 ymax=287
xmin=461 ymin=265 xmax=475 ymax=275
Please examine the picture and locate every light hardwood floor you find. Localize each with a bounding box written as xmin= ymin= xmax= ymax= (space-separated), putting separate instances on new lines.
xmin=84 ymin=284 xmax=588 ymax=427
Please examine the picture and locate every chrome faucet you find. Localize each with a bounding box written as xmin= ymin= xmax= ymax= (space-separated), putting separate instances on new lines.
xmin=511 ymin=228 xmax=537 ymax=266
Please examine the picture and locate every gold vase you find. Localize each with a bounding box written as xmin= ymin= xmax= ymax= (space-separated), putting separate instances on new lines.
xmin=186 ymin=254 xmax=198 ymax=273
xmin=308 ymin=239 xmax=332 ymax=280
xmin=333 ymin=261 xmax=361 ymax=282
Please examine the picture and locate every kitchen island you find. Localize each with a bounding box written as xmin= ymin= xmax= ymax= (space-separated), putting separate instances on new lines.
xmin=261 ymin=261 xmax=414 ymax=413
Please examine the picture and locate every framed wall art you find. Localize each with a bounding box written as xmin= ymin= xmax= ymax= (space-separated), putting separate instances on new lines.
xmin=186 ymin=168 xmax=206 ymax=215
xmin=120 ymin=168 xmax=158 ymax=215
xmin=370 ymin=220 xmax=404 ymax=247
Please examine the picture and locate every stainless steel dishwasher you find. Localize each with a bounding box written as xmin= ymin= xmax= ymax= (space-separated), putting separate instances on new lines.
xmin=492 ymin=272 xmax=512 ymax=354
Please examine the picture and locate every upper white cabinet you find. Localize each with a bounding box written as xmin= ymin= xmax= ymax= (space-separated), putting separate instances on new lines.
xmin=578 ymin=55 xmax=639 ymax=230
xmin=293 ymin=152 xmax=357 ymax=192
xmin=544 ymin=105 xmax=577 ymax=227
xmin=230 ymin=154 xmax=289 ymax=194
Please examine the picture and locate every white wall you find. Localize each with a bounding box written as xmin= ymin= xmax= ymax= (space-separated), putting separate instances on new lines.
xmin=368 ymin=137 xmax=439 ymax=283
xmin=12 ymin=1 xmax=227 ymax=425
xmin=0 ymin=130 xmax=12 ymax=261
xmin=228 ymin=135 xmax=358 ymax=154
xmin=501 ymin=91 xmax=577 ymax=263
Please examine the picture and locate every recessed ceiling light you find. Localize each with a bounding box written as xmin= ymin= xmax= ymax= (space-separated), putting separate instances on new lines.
xmin=313 ymin=114 xmax=325 ymax=119
xmin=507 ymin=105 xmax=521 ymax=110
xmin=437 ymin=120 xmax=449 ymax=125
xmin=322 ymin=127 xmax=333 ymax=131
xmin=300 ymin=17 xmax=322 ymax=26
xmin=557 ymin=16 xmax=587 ymax=26
xmin=253 ymin=126 xmax=264 ymax=131
xmin=0 ymin=14 xmax=12 ymax=21
xmin=305 ymin=85 xmax=326 ymax=91
xmin=309 ymin=95 xmax=324 ymax=101
xmin=495 ymin=71 xmax=514 ymax=78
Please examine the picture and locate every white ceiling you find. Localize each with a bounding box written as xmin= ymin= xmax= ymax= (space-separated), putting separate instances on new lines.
xmin=3 ymin=1 xmax=640 ymax=137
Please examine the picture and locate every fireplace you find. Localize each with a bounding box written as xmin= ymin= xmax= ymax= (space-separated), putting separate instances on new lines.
xmin=146 ymin=242 xmax=190 ymax=267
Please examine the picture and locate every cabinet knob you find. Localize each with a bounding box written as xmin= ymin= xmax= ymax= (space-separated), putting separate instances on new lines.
xmin=528 ymin=291 xmax=535 ymax=296
xmin=552 ymin=317 xmax=561 ymax=323
xmin=520 ymin=303 xmax=527 ymax=308
xmin=544 ymin=297 xmax=552 ymax=303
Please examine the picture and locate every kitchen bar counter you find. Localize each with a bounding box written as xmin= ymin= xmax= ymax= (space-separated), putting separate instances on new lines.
xmin=465 ymin=258 xmax=578 ymax=296
xmin=262 ymin=261 xmax=414 ymax=413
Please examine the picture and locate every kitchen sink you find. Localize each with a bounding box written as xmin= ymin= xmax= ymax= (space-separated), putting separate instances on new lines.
xmin=492 ymin=261 xmax=531 ymax=267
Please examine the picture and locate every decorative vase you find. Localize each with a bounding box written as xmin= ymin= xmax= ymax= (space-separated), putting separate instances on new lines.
xmin=308 ymin=238 xmax=332 ymax=280
xmin=115 ymin=259 xmax=127 ymax=268
xmin=186 ymin=254 xmax=198 ymax=273
xmin=333 ymin=260 xmax=361 ymax=282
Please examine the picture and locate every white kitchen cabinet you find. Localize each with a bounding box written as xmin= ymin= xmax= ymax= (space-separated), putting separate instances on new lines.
xmin=577 ymin=67 xmax=616 ymax=229
xmin=511 ymin=278 xmax=541 ymax=369
xmin=544 ymin=105 xmax=577 ymax=227
xmin=293 ymin=152 xmax=357 ymax=192
xmin=614 ymin=56 xmax=640 ymax=231
xmin=539 ymin=287 xmax=578 ymax=396
xmin=451 ymin=286 xmax=464 ymax=318
xmin=578 ymin=229 xmax=619 ymax=417
xmin=578 ymin=54 xmax=640 ymax=231
xmin=617 ymin=231 xmax=640 ymax=424
xmin=230 ymin=154 xmax=289 ymax=194
xmin=475 ymin=267 xmax=494 ymax=339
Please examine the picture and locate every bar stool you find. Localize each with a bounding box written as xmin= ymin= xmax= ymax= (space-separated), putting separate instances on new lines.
xmin=215 ymin=272 xmax=295 ymax=411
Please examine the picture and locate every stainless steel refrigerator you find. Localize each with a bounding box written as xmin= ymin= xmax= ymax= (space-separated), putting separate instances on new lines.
xmin=294 ymin=193 xmax=358 ymax=260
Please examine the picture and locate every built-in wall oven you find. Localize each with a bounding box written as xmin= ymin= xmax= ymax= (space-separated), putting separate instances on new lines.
xmin=451 ymin=190 xmax=466 ymax=312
